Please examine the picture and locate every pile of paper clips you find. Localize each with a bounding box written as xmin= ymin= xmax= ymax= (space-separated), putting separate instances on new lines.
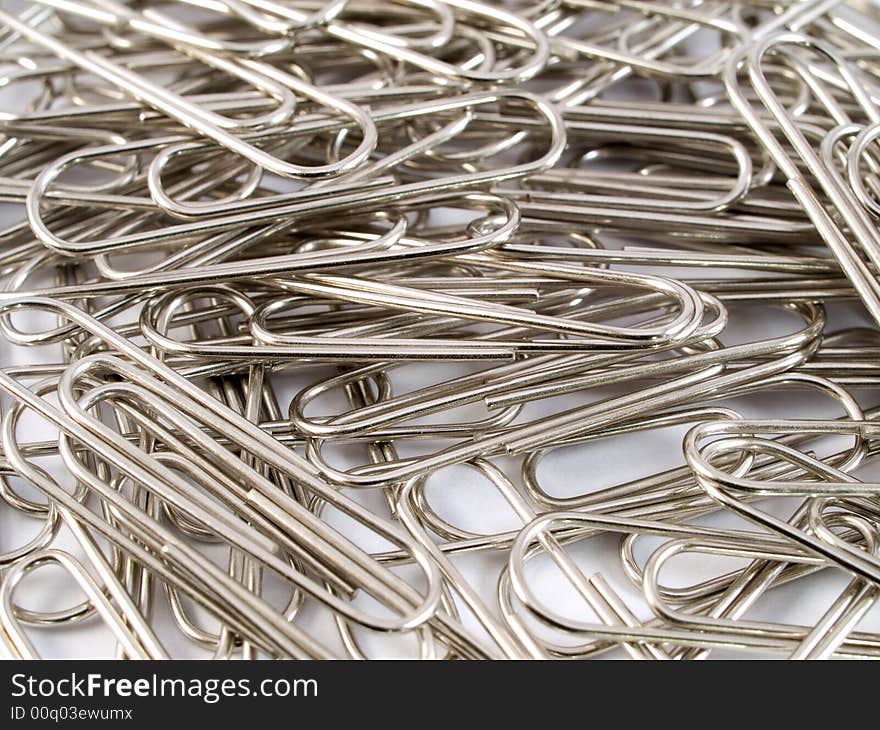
xmin=3 ymin=0 xmax=880 ymax=660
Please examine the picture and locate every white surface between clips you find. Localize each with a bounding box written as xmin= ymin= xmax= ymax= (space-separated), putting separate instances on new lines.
xmin=3 ymin=8 xmax=880 ymax=660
